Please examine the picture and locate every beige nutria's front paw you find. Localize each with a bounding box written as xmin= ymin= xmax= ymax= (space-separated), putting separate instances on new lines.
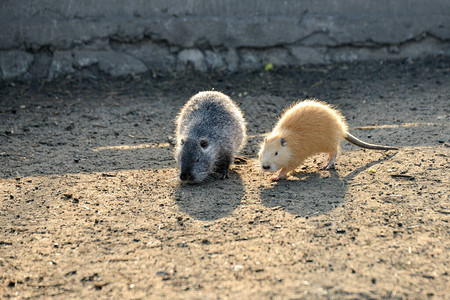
xmin=270 ymin=168 xmax=288 ymax=181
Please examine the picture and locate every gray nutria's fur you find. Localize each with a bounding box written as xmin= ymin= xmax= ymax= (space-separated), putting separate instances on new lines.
xmin=175 ymin=91 xmax=247 ymax=183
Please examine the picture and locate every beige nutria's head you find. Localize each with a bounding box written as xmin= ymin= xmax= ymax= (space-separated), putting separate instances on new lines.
xmin=259 ymin=133 xmax=291 ymax=173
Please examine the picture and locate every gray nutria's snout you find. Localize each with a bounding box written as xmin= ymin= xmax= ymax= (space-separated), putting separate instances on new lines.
xmin=180 ymin=169 xmax=194 ymax=182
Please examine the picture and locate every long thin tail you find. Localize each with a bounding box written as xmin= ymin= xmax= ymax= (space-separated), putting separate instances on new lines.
xmin=344 ymin=132 xmax=398 ymax=150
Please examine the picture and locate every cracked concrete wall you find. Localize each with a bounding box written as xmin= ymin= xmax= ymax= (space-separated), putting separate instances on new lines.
xmin=0 ymin=0 xmax=449 ymax=81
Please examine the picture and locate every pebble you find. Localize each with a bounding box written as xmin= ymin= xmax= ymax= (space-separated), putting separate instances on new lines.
xmin=156 ymin=271 xmax=170 ymax=280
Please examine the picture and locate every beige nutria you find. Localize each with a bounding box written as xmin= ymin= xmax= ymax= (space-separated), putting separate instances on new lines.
xmin=259 ymin=99 xmax=398 ymax=181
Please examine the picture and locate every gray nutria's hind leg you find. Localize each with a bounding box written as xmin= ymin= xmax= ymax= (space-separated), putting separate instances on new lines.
xmin=215 ymin=152 xmax=232 ymax=179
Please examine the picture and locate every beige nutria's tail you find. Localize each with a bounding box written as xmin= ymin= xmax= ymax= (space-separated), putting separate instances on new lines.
xmin=344 ymin=132 xmax=398 ymax=150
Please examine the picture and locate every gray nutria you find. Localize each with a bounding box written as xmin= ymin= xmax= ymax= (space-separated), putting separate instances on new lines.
xmin=175 ymin=91 xmax=247 ymax=183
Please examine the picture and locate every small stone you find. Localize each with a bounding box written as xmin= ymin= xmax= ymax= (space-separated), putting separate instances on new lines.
xmin=0 ymin=51 xmax=34 ymax=80
xmin=156 ymin=271 xmax=170 ymax=280
xmin=177 ymin=49 xmax=206 ymax=72
xmin=233 ymin=264 xmax=243 ymax=271
xmin=65 ymin=270 xmax=77 ymax=277
xmin=62 ymin=193 xmax=72 ymax=199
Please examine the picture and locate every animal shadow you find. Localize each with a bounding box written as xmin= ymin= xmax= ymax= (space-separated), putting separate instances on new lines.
xmin=174 ymin=170 xmax=244 ymax=221
xmin=260 ymin=170 xmax=345 ymax=217
xmin=260 ymin=152 xmax=398 ymax=217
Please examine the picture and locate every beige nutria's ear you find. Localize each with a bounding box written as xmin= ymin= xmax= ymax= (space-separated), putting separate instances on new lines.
xmin=264 ymin=137 xmax=267 ymax=142
xmin=281 ymin=138 xmax=286 ymax=146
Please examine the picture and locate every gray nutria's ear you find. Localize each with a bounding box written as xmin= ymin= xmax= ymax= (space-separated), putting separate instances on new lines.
xmin=280 ymin=138 xmax=286 ymax=146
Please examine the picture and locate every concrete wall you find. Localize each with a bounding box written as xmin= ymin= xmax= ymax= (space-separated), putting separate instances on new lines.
xmin=1 ymin=0 xmax=449 ymax=81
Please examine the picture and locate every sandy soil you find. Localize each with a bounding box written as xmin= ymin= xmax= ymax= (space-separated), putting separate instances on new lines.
xmin=1 ymin=57 xmax=449 ymax=299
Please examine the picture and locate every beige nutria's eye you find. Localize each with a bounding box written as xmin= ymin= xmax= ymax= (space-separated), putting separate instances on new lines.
xmin=200 ymin=140 xmax=208 ymax=148
xmin=180 ymin=139 xmax=185 ymax=145
xmin=275 ymin=152 xmax=278 ymax=156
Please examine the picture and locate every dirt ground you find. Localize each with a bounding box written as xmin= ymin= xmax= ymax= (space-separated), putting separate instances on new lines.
xmin=0 ymin=57 xmax=449 ymax=299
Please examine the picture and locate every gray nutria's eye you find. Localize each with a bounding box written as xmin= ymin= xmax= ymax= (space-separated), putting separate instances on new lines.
xmin=200 ymin=140 xmax=208 ymax=148
xmin=180 ymin=139 xmax=185 ymax=145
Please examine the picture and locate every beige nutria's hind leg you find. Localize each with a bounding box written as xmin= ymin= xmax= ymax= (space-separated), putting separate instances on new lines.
xmin=271 ymin=168 xmax=289 ymax=181
xmin=321 ymin=152 xmax=337 ymax=170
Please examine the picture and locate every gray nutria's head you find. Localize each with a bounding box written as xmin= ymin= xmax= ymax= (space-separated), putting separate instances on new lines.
xmin=176 ymin=137 xmax=214 ymax=184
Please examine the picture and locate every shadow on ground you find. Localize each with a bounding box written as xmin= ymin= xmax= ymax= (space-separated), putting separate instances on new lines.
xmin=174 ymin=170 xmax=244 ymax=220
xmin=260 ymin=153 xmax=397 ymax=217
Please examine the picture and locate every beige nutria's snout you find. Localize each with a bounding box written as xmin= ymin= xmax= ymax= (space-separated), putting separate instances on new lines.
xmin=260 ymin=163 xmax=277 ymax=173
xmin=259 ymin=151 xmax=279 ymax=173
xmin=259 ymin=136 xmax=288 ymax=173
xmin=260 ymin=157 xmax=278 ymax=173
